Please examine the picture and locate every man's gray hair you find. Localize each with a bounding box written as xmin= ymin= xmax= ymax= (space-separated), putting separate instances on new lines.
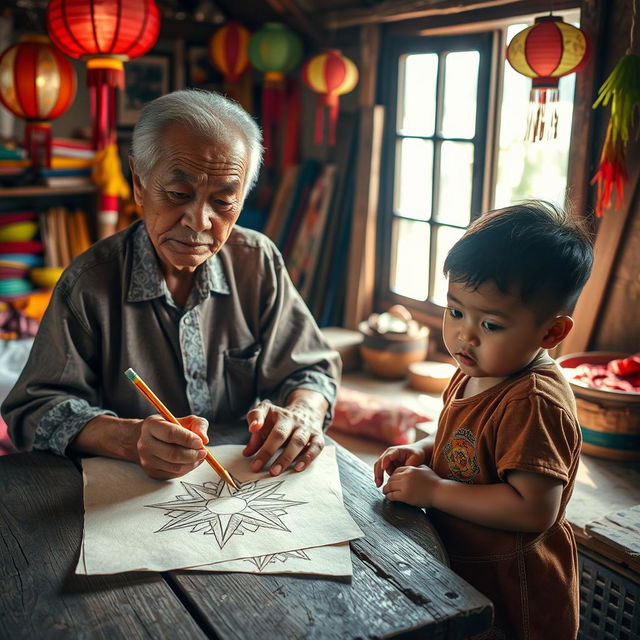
xmin=131 ymin=89 xmax=263 ymax=198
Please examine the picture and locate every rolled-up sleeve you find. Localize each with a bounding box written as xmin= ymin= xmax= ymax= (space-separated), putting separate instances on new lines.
xmin=1 ymin=282 xmax=115 ymax=455
xmin=256 ymin=248 xmax=341 ymax=428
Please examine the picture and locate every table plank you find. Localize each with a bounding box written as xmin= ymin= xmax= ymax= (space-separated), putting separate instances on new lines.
xmin=170 ymin=429 xmax=492 ymax=639
xmin=0 ymin=452 xmax=207 ymax=640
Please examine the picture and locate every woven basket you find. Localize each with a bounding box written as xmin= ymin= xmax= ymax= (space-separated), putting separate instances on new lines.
xmin=557 ymin=352 xmax=640 ymax=461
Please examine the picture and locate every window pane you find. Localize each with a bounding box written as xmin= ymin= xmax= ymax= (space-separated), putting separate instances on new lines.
xmin=442 ymin=51 xmax=479 ymax=139
xmin=398 ymin=53 xmax=438 ymax=137
xmin=493 ymin=21 xmax=576 ymax=208
xmin=430 ymin=225 xmax=466 ymax=306
xmin=395 ymin=138 xmax=433 ymax=220
xmin=390 ymin=218 xmax=430 ymax=300
xmin=436 ymin=141 xmax=474 ymax=226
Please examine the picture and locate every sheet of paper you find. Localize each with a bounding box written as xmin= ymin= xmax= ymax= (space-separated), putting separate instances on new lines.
xmin=185 ymin=542 xmax=353 ymax=575
xmin=78 ymin=445 xmax=363 ymax=575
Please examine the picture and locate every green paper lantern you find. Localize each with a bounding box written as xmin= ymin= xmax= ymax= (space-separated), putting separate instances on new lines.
xmin=248 ymin=22 xmax=302 ymax=85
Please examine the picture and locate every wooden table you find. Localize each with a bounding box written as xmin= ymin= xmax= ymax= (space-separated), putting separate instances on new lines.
xmin=0 ymin=428 xmax=492 ymax=639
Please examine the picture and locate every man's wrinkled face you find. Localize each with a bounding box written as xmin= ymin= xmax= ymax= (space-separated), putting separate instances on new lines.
xmin=131 ymin=123 xmax=248 ymax=278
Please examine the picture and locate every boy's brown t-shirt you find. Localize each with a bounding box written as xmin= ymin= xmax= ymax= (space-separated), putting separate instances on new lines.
xmin=429 ymin=362 xmax=581 ymax=640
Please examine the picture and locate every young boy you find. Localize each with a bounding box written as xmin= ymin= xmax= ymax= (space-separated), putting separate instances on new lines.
xmin=374 ymin=201 xmax=593 ymax=639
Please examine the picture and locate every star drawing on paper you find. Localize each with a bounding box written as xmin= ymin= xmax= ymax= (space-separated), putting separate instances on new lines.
xmin=145 ymin=476 xmax=307 ymax=549
xmin=244 ymin=549 xmax=311 ymax=571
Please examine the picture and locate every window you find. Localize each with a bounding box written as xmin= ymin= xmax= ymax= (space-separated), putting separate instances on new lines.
xmin=376 ymin=11 xmax=580 ymax=322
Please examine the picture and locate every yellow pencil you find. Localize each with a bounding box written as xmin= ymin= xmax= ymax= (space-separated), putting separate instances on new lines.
xmin=124 ymin=368 xmax=238 ymax=490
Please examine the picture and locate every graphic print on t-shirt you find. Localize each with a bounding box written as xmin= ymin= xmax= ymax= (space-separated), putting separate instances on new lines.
xmin=443 ymin=428 xmax=480 ymax=482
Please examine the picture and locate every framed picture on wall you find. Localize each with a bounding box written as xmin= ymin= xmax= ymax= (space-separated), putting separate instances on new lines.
xmin=118 ymin=55 xmax=171 ymax=127
xmin=185 ymin=45 xmax=221 ymax=88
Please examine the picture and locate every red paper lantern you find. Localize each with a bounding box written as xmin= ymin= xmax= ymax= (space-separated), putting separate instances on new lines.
xmin=209 ymin=22 xmax=251 ymax=84
xmin=302 ymin=49 xmax=358 ymax=145
xmin=506 ymin=16 xmax=590 ymax=141
xmin=46 ymin=0 xmax=160 ymax=149
xmin=0 ymin=35 xmax=77 ymax=168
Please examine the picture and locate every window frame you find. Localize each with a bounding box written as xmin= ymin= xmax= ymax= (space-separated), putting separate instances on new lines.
xmin=376 ymin=31 xmax=494 ymax=329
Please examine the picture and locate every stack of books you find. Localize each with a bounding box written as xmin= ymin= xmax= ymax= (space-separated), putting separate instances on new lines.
xmin=39 ymin=206 xmax=92 ymax=269
xmin=0 ymin=138 xmax=95 ymax=187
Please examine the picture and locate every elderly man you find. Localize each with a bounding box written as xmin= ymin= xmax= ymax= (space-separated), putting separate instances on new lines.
xmin=2 ymin=90 xmax=340 ymax=480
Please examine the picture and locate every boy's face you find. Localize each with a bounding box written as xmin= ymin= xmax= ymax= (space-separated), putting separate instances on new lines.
xmin=443 ymin=280 xmax=553 ymax=380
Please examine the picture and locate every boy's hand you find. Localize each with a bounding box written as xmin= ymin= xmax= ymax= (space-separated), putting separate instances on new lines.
xmin=373 ymin=443 xmax=428 ymax=487
xmin=382 ymin=465 xmax=442 ymax=507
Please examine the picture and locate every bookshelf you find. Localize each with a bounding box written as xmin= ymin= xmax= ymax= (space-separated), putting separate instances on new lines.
xmin=0 ymin=184 xmax=97 ymax=198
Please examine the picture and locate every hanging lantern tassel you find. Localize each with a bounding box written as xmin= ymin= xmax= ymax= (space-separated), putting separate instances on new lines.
xmin=260 ymin=72 xmax=287 ymax=167
xmin=526 ymin=82 xmax=559 ymax=142
xmin=87 ymin=58 xmax=125 ymax=150
xmin=92 ymin=142 xmax=131 ymax=240
xmin=591 ymin=53 xmax=640 ymax=216
xmin=24 ymin=121 xmax=53 ymax=169
xmin=303 ymin=49 xmax=359 ymax=146
xmin=506 ymin=16 xmax=590 ymax=143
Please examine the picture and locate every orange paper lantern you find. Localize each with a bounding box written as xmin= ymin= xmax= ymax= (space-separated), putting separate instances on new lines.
xmin=209 ymin=22 xmax=251 ymax=84
xmin=302 ymin=49 xmax=358 ymax=145
xmin=506 ymin=16 xmax=589 ymax=142
xmin=0 ymin=35 xmax=77 ymax=168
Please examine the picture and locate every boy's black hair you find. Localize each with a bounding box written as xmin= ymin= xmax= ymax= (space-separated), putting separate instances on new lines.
xmin=443 ymin=201 xmax=594 ymax=320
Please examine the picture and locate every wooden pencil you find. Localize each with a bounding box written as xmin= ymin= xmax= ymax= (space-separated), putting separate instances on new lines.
xmin=124 ymin=368 xmax=238 ymax=490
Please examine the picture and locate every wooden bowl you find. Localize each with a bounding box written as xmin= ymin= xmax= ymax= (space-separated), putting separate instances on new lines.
xmin=359 ymin=323 xmax=429 ymax=379
xmin=408 ymin=361 xmax=457 ymax=394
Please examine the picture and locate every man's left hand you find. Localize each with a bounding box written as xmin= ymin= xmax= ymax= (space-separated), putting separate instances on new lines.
xmin=242 ymin=390 xmax=328 ymax=475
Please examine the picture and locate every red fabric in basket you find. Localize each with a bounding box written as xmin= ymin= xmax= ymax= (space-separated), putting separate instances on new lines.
xmin=330 ymin=386 xmax=430 ymax=445
xmin=571 ymin=353 xmax=640 ymax=393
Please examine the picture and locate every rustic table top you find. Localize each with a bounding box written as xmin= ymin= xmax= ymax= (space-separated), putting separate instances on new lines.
xmin=0 ymin=427 xmax=492 ymax=640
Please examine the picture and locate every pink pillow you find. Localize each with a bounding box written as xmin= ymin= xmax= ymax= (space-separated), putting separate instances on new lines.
xmin=330 ymin=386 xmax=429 ymax=445
xmin=0 ymin=417 xmax=16 ymax=455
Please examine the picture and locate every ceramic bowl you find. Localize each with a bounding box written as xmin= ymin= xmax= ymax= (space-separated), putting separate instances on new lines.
xmin=0 ymin=221 xmax=39 ymax=242
xmin=30 ymin=266 xmax=64 ymax=288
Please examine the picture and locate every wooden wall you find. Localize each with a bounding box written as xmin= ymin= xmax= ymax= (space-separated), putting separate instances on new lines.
xmin=563 ymin=0 xmax=640 ymax=354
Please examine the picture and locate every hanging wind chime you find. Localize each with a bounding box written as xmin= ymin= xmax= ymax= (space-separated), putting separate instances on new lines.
xmin=506 ymin=15 xmax=590 ymax=142
xmin=302 ymin=49 xmax=359 ymax=146
xmin=591 ymin=1 xmax=640 ymax=216
xmin=248 ymin=23 xmax=302 ymax=167
xmin=46 ymin=0 xmax=161 ymax=239
xmin=0 ymin=35 xmax=77 ymax=169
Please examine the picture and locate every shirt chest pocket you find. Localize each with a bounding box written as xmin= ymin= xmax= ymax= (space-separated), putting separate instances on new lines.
xmin=223 ymin=343 xmax=262 ymax=420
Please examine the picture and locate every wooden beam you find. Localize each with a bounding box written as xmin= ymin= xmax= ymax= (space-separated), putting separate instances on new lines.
xmin=564 ymin=0 xmax=606 ymax=223
xmin=344 ymin=23 xmax=382 ymax=330
xmin=323 ymin=0 xmax=527 ymax=29
xmin=357 ymin=23 xmax=381 ymax=108
xmin=266 ymin=0 xmax=325 ymax=45
xmin=344 ymin=105 xmax=385 ymax=330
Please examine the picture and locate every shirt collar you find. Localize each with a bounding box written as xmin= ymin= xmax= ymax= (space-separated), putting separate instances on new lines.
xmin=127 ymin=221 xmax=230 ymax=305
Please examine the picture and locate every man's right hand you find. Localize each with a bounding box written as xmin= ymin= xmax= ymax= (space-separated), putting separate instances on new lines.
xmin=373 ymin=443 xmax=428 ymax=487
xmin=137 ymin=414 xmax=209 ymax=480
